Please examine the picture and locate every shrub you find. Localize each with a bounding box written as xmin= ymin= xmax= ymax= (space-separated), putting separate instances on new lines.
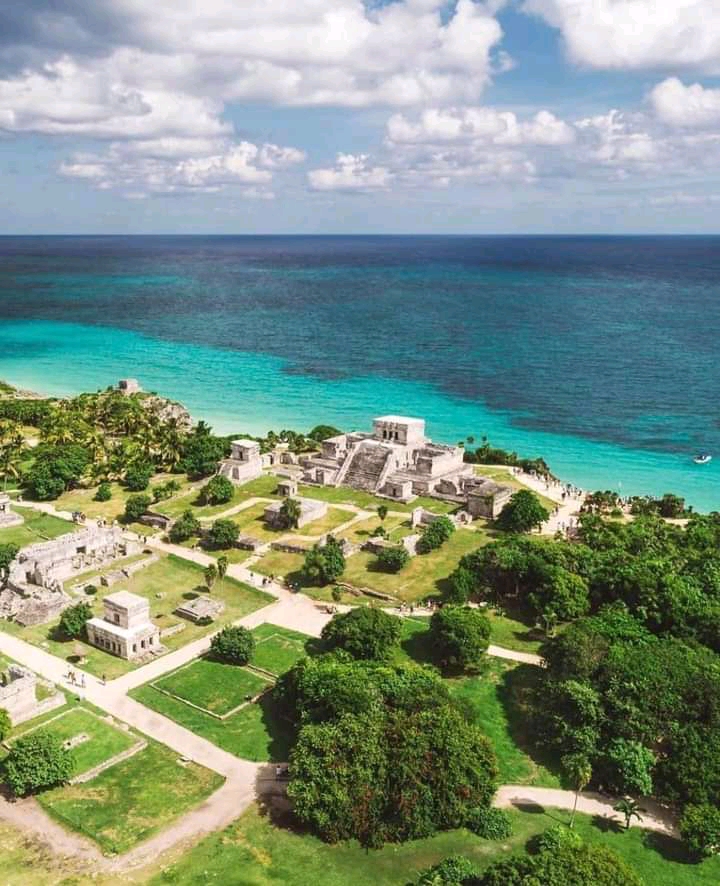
xmin=321 ymin=607 xmax=402 ymax=660
xmin=417 ymin=516 xmax=455 ymax=554
xmin=205 ymin=518 xmax=239 ymax=550
xmin=303 ymin=535 xmax=345 ymax=585
xmin=430 ymin=605 xmax=491 ymax=672
xmin=376 ymin=545 xmax=409 ymax=573
xmin=530 ymin=824 xmax=583 ymax=855
xmin=277 ymin=498 xmax=302 ymax=530
xmin=4 ymin=731 xmax=74 ymax=797
xmin=447 ymin=565 xmax=476 ymax=604
xmin=0 ymin=709 xmax=11 ymax=742
xmin=416 ymin=855 xmax=478 ymax=885
xmin=151 ymin=479 xmax=182 ymax=503
xmin=169 ymin=509 xmax=201 ymax=544
xmin=124 ymin=493 xmax=151 ymax=523
xmin=179 ymin=431 xmax=229 ymax=479
xmin=0 ymin=543 xmax=19 ymax=575
xmin=210 ymin=626 xmax=255 ymax=665
xmin=680 ymin=803 xmax=720 ymax=859
xmin=93 ymin=481 xmax=112 ymax=502
xmin=125 ymin=460 xmax=154 ymax=491
xmin=200 ymin=475 xmax=234 ymax=506
xmin=465 ymin=806 xmax=512 ymax=840
xmin=24 ymin=443 xmax=90 ymax=500
xmin=496 ymin=490 xmax=549 ymax=534
xmin=84 ymin=584 xmax=97 ymax=596
xmin=58 ymin=601 xmax=93 ymax=640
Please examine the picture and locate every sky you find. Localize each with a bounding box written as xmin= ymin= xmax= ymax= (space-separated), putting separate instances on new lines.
xmin=2 ymin=0 xmax=720 ymax=234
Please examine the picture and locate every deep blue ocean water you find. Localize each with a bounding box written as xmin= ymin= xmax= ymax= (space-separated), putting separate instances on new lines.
xmin=0 ymin=234 xmax=719 ymax=509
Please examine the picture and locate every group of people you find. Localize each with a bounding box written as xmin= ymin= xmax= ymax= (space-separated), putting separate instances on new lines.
xmin=65 ymin=669 xmax=86 ymax=688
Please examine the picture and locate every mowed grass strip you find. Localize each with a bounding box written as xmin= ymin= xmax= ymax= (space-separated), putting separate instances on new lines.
xmin=251 ymin=624 xmax=312 ymax=675
xmin=0 ymin=507 xmax=75 ymax=547
xmin=153 ymin=659 xmax=271 ymax=716
xmin=38 ymin=740 xmax=223 ymax=856
xmin=130 ymin=682 xmax=292 ymax=763
xmin=11 ymin=707 xmax=138 ymax=779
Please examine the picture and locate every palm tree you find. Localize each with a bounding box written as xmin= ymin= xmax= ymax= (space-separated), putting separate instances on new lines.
xmin=204 ymin=563 xmax=218 ymax=592
xmin=217 ymin=555 xmax=228 ymax=591
xmin=0 ymin=421 xmax=24 ymax=491
xmin=561 ymin=753 xmax=592 ymax=828
xmin=279 ymin=498 xmax=302 ymax=530
xmin=614 ymin=797 xmax=644 ymax=831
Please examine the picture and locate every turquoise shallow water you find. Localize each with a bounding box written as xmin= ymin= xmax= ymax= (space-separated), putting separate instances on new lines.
xmin=1 ymin=318 xmax=718 ymax=511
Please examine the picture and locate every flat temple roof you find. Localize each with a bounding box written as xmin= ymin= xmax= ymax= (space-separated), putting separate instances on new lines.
xmin=373 ymin=415 xmax=425 ymax=424
xmin=103 ymin=590 xmax=147 ymax=609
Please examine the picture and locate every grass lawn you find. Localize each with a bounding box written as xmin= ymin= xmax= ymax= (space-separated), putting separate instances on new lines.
xmin=337 ymin=514 xmax=411 ymax=545
xmin=153 ymin=659 xmax=271 ymax=715
xmin=53 ymin=475 xmax=195 ymax=523
xmin=251 ymin=624 xmax=312 ymax=675
xmin=227 ymin=503 xmax=352 ymax=544
xmin=9 ymin=707 xmax=138 ymax=779
xmin=147 ymin=803 xmax=720 ymax=886
xmin=0 ymin=554 xmax=272 ymax=679
xmin=38 ymin=739 xmax=223 ymax=856
xmin=341 ymin=528 xmax=488 ymax=603
xmin=157 ymin=473 xmax=280 ymax=520
xmin=297 ymin=484 xmax=459 ymax=515
xmin=130 ymin=681 xmax=292 ymax=763
xmin=0 ymin=506 xmax=75 ymax=547
xmin=484 ymin=608 xmax=544 ymax=654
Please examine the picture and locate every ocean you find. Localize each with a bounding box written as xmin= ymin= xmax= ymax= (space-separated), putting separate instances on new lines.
xmin=0 ymin=234 xmax=718 ymax=510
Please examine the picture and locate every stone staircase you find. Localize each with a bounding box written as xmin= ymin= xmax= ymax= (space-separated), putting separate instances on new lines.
xmin=341 ymin=443 xmax=392 ymax=492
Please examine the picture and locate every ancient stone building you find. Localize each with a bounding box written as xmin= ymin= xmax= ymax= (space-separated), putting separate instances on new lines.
xmin=86 ymin=591 xmax=161 ymax=660
xmin=465 ymin=478 xmax=513 ymax=519
xmin=117 ymin=378 xmax=141 ymax=395
xmin=0 ymin=664 xmax=63 ymax=725
xmin=218 ymin=439 xmax=264 ymax=485
xmin=263 ymin=496 xmax=327 ymax=530
xmin=0 ymin=494 xmax=23 ymax=528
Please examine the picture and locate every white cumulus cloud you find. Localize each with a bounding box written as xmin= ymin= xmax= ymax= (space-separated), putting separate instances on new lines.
xmin=308 ymin=154 xmax=393 ymax=192
xmin=650 ymin=77 xmax=720 ymax=128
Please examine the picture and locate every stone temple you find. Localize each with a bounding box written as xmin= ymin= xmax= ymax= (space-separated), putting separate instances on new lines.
xmin=302 ymin=416 xmax=473 ymax=501
xmin=86 ymin=591 xmax=161 ymax=661
xmin=301 ymin=415 xmax=513 ymax=516
xmin=218 ymin=439 xmax=264 ymax=485
xmin=0 ymin=493 xmax=23 ymax=528
xmin=0 ymin=525 xmax=141 ymax=626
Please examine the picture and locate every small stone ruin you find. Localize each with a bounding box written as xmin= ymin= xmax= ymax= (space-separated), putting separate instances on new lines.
xmin=0 ymin=664 xmax=63 ymax=725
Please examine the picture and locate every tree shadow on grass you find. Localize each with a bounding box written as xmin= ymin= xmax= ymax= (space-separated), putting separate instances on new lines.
xmin=400 ymin=622 xmax=434 ymax=666
xmin=591 ymin=813 xmax=623 ymax=834
xmin=257 ymin=692 xmax=295 ymax=764
xmin=498 ymin=664 xmax=562 ymax=780
xmin=643 ymin=831 xmax=697 ymax=866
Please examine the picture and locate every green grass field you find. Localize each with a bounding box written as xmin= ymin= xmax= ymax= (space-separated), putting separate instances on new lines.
xmin=10 ymin=707 xmax=138 ymax=779
xmin=0 ymin=554 xmax=272 ymax=679
xmin=297 ymin=483 xmax=459 ymax=515
xmin=337 ymin=513 xmax=411 ymax=545
xmin=157 ymin=473 xmax=280 ymax=520
xmin=251 ymin=624 xmax=312 ymax=675
xmin=0 ymin=506 xmax=74 ymax=547
xmin=147 ymin=802 xmax=720 ymax=886
xmin=38 ymin=739 xmax=223 ymax=856
xmin=130 ymin=681 xmax=292 ymax=763
xmin=153 ymin=659 xmax=271 ymax=715
xmin=53 ymin=475 xmax=195 ymax=523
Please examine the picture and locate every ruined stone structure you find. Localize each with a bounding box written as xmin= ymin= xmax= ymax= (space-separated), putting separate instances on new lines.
xmin=0 ymin=525 xmax=141 ymax=627
xmin=263 ymin=496 xmax=328 ymax=530
xmin=218 ymin=439 xmax=264 ymax=485
xmin=117 ymin=378 xmax=141 ymax=395
xmin=302 ymin=415 xmax=472 ymax=500
xmin=0 ymin=494 xmax=23 ymax=528
xmin=302 ymin=415 xmax=513 ymax=515
xmin=175 ymin=596 xmax=224 ymax=623
xmin=276 ymin=477 xmax=298 ymax=498
xmin=86 ymin=591 xmax=161 ymax=661
xmin=0 ymin=664 xmax=63 ymax=725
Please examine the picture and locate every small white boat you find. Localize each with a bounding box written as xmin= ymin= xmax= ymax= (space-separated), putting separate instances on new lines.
xmin=694 ymin=453 xmax=712 ymax=465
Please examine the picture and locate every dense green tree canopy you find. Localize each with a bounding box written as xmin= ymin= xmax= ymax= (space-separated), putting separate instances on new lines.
xmin=320 ymin=607 xmax=402 ymax=660
xmin=169 ymin=509 xmax=201 ymax=544
xmin=58 ymin=601 xmax=93 ymax=640
xmin=124 ymin=493 xmax=151 ymax=523
xmin=496 ymin=490 xmax=549 ymax=533
xmin=430 ymin=606 xmax=491 ymax=673
xmin=4 ymin=731 xmax=74 ymax=797
xmin=205 ymin=518 xmax=239 ymax=550
xmin=303 ymin=535 xmax=346 ymax=585
xmin=210 ymin=626 xmax=255 ymax=665
xmin=199 ymin=475 xmax=234 ymax=506
xmin=417 ymin=516 xmax=455 ymax=554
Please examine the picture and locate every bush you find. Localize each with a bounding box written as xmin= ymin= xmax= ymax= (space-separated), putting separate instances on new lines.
xmin=0 ymin=709 xmax=11 ymax=742
xmin=151 ymin=479 xmax=181 ymax=503
xmin=680 ymin=803 xmax=720 ymax=858
xmin=447 ymin=565 xmax=476 ymax=604
xmin=416 ymin=855 xmax=478 ymax=885
xmin=124 ymin=493 xmax=151 ymax=523
xmin=4 ymin=731 xmax=74 ymax=797
xmin=93 ymin=482 xmax=112 ymax=502
xmin=200 ymin=475 xmax=234 ymax=506
xmin=465 ymin=806 xmax=512 ymax=840
xmin=417 ymin=516 xmax=455 ymax=554
xmin=169 ymin=509 xmax=201 ymax=544
xmin=530 ymin=824 xmax=583 ymax=855
xmin=303 ymin=535 xmax=345 ymax=585
xmin=496 ymin=490 xmax=549 ymax=534
xmin=321 ymin=607 xmax=402 ymax=660
xmin=24 ymin=443 xmax=90 ymax=500
xmin=376 ymin=545 xmax=409 ymax=573
xmin=210 ymin=626 xmax=255 ymax=665
xmin=125 ymin=460 xmax=154 ymax=491
xmin=179 ymin=430 xmax=229 ymax=479
xmin=430 ymin=605 xmax=491 ymax=672
xmin=84 ymin=584 xmax=97 ymax=596
xmin=0 ymin=543 xmax=19 ymax=575
xmin=205 ymin=518 xmax=239 ymax=550
xmin=58 ymin=601 xmax=93 ymax=640
xmin=308 ymin=425 xmax=342 ymax=442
